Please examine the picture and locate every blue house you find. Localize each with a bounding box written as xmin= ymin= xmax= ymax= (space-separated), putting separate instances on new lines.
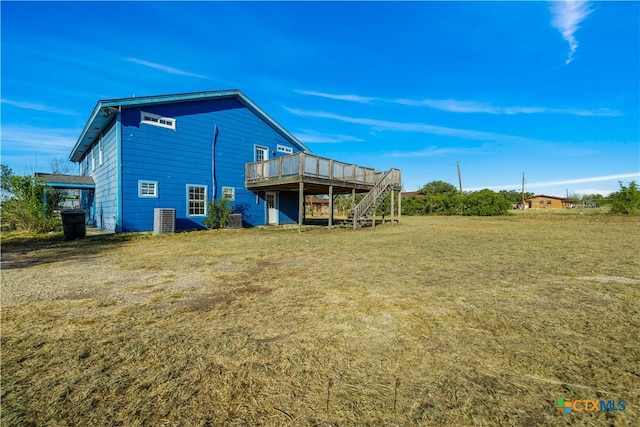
xmin=69 ymin=89 xmax=402 ymax=232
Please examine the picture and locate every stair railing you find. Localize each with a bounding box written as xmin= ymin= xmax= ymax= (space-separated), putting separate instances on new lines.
xmin=351 ymin=170 xmax=393 ymax=228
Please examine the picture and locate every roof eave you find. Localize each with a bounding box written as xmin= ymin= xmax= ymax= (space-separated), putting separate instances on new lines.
xmin=69 ymin=89 xmax=311 ymax=162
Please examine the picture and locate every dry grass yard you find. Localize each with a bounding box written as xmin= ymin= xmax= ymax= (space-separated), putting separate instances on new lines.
xmin=1 ymin=214 xmax=639 ymax=426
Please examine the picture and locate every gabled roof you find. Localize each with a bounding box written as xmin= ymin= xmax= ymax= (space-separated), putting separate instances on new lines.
xmin=70 ymin=89 xmax=310 ymax=162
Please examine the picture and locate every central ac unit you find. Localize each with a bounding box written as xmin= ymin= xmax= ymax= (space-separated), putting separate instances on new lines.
xmin=154 ymin=208 xmax=175 ymax=234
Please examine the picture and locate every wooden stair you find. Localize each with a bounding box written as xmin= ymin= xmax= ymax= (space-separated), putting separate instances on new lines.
xmin=347 ymin=169 xmax=400 ymax=228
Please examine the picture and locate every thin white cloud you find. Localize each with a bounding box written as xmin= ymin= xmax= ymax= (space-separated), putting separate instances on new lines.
xmin=284 ymin=107 xmax=544 ymax=144
xmin=294 ymin=130 xmax=366 ymax=144
xmin=550 ymin=0 xmax=592 ymax=64
xmin=467 ymin=172 xmax=640 ymax=192
xmin=395 ymin=98 xmax=618 ymax=116
xmin=385 ymin=146 xmax=473 ymax=158
xmin=2 ymin=125 xmax=79 ymax=153
xmin=295 ymin=90 xmax=377 ymax=104
xmin=297 ymin=89 xmax=617 ymax=116
xmin=124 ymin=57 xmax=208 ymax=79
xmin=1 ymin=98 xmax=78 ymax=116
xmin=1 ymin=125 xmax=81 ymax=172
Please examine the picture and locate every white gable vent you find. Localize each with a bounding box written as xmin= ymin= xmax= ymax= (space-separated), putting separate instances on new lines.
xmin=154 ymin=208 xmax=175 ymax=234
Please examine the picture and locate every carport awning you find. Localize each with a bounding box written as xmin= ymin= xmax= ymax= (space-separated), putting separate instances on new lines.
xmin=35 ymin=173 xmax=95 ymax=190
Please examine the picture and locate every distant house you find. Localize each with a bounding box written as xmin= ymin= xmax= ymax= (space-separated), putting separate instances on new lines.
xmin=401 ymin=190 xmax=425 ymax=199
xmin=306 ymin=197 xmax=330 ymax=216
xmin=66 ymin=90 xmax=402 ymax=232
xmin=524 ymin=195 xmax=572 ymax=209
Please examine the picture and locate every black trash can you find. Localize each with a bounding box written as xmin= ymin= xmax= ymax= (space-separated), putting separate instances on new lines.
xmin=61 ymin=209 xmax=86 ymax=241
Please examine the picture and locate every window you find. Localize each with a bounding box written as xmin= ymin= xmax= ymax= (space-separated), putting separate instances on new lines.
xmin=91 ymin=147 xmax=95 ymax=171
xmin=547 ymin=200 xmax=552 ymax=206
xmin=187 ymin=185 xmax=207 ymax=216
xmin=222 ymin=186 xmax=235 ymax=201
xmin=140 ymin=111 xmax=176 ymax=130
xmin=138 ymin=180 xmax=158 ymax=198
xmin=99 ymin=137 xmax=103 ymax=165
xmin=255 ymin=145 xmax=268 ymax=162
xmin=277 ymin=144 xmax=293 ymax=155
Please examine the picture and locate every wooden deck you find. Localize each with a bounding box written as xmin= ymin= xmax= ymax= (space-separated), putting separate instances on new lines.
xmin=245 ymin=152 xmax=400 ymax=193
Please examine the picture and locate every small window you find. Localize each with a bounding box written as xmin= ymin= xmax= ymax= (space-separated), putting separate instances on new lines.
xmin=187 ymin=185 xmax=207 ymax=216
xmin=140 ymin=111 xmax=176 ymax=130
xmin=99 ymin=137 xmax=103 ymax=165
xmin=547 ymin=200 xmax=552 ymax=205
xmin=277 ymin=144 xmax=293 ymax=155
xmin=139 ymin=180 xmax=158 ymax=198
xmin=91 ymin=148 xmax=95 ymax=171
xmin=222 ymin=186 xmax=235 ymax=201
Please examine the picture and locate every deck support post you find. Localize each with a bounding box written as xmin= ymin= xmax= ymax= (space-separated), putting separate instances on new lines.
xmin=352 ymin=188 xmax=357 ymax=229
xmin=328 ymin=185 xmax=334 ymax=229
xmin=398 ymin=190 xmax=402 ymax=223
xmin=391 ymin=189 xmax=395 ymax=225
xmin=298 ymin=181 xmax=304 ymax=233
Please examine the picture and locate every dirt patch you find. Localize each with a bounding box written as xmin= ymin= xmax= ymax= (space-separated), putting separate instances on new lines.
xmin=579 ymin=275 xmax=640 ymax=285
xmin=180 ymin=292 xmax=232 ymax=312
xmin=246 ymin=260 xmax=278 ymax=275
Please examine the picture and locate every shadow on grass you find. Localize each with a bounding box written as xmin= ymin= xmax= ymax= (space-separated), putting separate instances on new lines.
xmin=0 ymin=231 xmax=151 ymax=270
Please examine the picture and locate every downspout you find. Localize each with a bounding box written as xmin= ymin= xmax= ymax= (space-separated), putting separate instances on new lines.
xmin=212 ymin=125 xmax=219 ymax=200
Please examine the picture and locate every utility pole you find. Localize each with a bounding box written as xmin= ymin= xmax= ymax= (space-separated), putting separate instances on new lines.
xmin=457 ymin=161 xmax=463 ymax=214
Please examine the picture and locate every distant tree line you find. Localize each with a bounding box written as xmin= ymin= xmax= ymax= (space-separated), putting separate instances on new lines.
xmin=400 ymin=181 xmax=513 ymax=216
xmin=400 ymin=180 xmax=640 ymax=216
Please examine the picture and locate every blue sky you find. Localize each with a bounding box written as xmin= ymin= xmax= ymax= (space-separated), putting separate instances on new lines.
xmin=1 ymin=1 xmax=638 ymax=196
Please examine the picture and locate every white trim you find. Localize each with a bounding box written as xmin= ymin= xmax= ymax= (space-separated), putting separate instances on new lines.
xmin=140 ymin=111 xmax=176 ymax=130
xmin=187 ymin=184 xmax=207 ymax=217
xmin=277 ymin=144 xmax=293 ymax=154
xmin=138 ymin=180 xmax=158 ymax=198
xmin=222 ymin=186 xmax=235 ymax=201
xmin=266 ymin=192 xmax=278 ymax=225
xmin=254 ymin=145 xmax=269 ymax=162
xmin=98 ymin=137 xmax=103 ymax=165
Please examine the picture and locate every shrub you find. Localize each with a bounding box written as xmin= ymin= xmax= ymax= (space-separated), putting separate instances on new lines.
xmin=203 ymin=198 xmax=232 ymax=229
xmin=463 ymin=189 xmax=510 ymax=216
xmin=1 ymin=175 xmax=61 ymax=233
xmin=609 ymin=181 xmax=640 ymax=214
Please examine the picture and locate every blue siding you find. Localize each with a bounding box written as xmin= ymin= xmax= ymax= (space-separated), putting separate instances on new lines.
xmin=279 ymin=192 xmax=299 ymax=225
xmin=80 ymin=122 xmax=119 ymax=231
xmin=118 ymin=98 xmax=301 ymax=231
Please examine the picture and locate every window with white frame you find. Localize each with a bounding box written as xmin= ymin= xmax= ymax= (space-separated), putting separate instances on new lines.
xmin=91 ymin=147 xmax=95 ymax=171
xmin=187 ymin=185 xmax=207 ymax=216
xmin=222 ymin=186 xmax=235 ymax=201
xmin=277 ymin=144 xmax=293 ymax=155
xmin=99 ymin=137 xmax=103 ymax=165
xmin=138 ymin=180 xmax=158 ymax=198
xmin=255 ymin=145 xmax=268 ymax=162
xmin=140 ymin=111 xmax=176 ymax=130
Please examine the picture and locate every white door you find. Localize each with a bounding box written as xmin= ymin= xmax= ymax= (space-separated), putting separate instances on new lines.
xmin=266 ymin=192 xmax=278 ymax=225
xmin=255 ymin=146 xmax=268 ymax=179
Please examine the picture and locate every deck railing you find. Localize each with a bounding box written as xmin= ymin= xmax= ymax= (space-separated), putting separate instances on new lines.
xmin=246 ymin=152 xmax=382 ymax=186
